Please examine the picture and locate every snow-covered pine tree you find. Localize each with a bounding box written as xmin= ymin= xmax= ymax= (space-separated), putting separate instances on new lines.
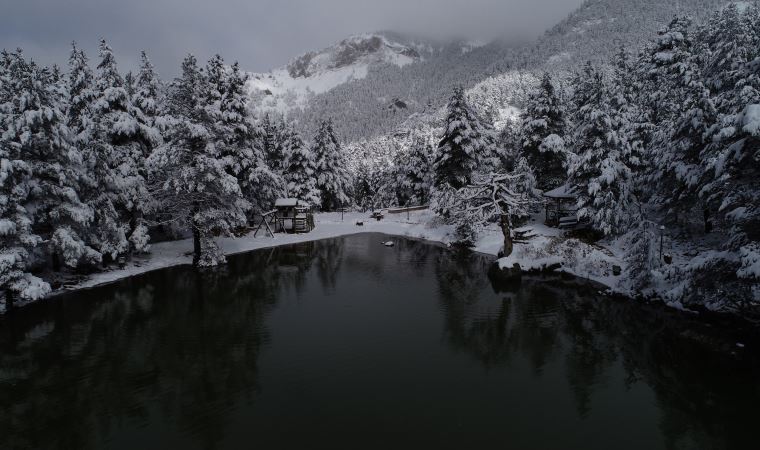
xmin=520 ymin=72 xmax=567 ymax=190
xmin=134 ymin=51 xmax=162 ymax=124
xmin=312 ymin=119 xmax=351 ymax=211
xmin=697 ymin=5 xmax=760 ymax=298
xmin=497 ymin=117 xmax=523 ymax=170
xmin=82 ymin=39 xmax=153 ymax=258
xmin=212 ymin=59 xmax=283 ymax=215
xmin=622 ymin=220 xmax=662 ymax=293
xmin=637 ymin=16 xmax=695 ymax=127
xmin=66 ymin=42 xmax=96 ymax=140
xmin=148 ymin=54 xmax=248 ymax=267
xmin=699 ymin=3 xmax=755 ymax=112
xmin=636 ymin=16 xmax=714 ymax=220
xmin=3 ymin=50 xmax=99 ymax=273
xmin=611 ymin=47 xmax=649 ymax=177
xmin=396 ymin=135 xmax=432 ymax=206
xmin=568 ymin=65 xmax=637 ymax=236
xmin=352 ymin=162 xmax=375 ymax=212
xmin=0 ymin=141 xmax=50 ymax=309
xmin=127 ymin=50 xmax=164 ymax=251
xmin=124 ymin=71 xmax=136 ymax=99
xmin=282 ymin=123 xmax=321 ymax=206
xmin=432 ymin=86 xmax=496 ymax=192
xmin=369 ymin=165 xmax=398 ymax=209
xmin=0 ymin=51 xmax=51 ymax=309
xmin=260 ymin=112 xmax=289 ymax=174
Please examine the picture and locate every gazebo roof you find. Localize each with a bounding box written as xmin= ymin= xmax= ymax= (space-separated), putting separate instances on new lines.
xmin=543 ymin=184 xmax=577 ymax=200
xmin=275 ymin=198 xmax=310 ymax=208
xmin=275 ymin=198 xmax=299 ymax=207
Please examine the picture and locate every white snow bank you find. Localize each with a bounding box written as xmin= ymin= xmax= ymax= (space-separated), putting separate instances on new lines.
xmin=59 ymin=210 xmax=460 ymax=294
xmin=37 ymin=210 xmax=624 ymax=311
xmin=497 ymin=230 xmax=621 ymax=287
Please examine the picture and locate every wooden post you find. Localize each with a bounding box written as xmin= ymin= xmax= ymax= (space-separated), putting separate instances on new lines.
xmin=659 ymin=225 xmax=665 ymax=264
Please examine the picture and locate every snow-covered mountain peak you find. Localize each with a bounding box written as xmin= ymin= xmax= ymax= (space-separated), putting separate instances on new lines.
xmin=285 ymin=32 xmax=425 ymax=79
xmin=247 ymin=32 xmax=434 ymax=114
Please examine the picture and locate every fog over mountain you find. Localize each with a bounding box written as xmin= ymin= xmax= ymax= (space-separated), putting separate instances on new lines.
xmin=1 ymin=0 xmax=582 ymax=75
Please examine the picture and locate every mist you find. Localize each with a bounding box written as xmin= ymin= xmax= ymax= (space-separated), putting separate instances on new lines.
xmin=1 ymin=0 xmax=582 ymax=76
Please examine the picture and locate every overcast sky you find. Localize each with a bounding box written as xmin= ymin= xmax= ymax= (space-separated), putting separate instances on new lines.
xmin=1 ymin=0 xmax=581 ymax=77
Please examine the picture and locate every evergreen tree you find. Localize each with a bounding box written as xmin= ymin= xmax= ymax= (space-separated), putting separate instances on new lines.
xmin=9 ymin=51 xmax=99 ymax=266
xmin=282 ymin=124 xmax=320 ymax=206
xmin=699 ymin=5 xmax=760 ymax=285
xmin=260 ymin=113 xmax=289 ymax=174
xmin=520 ymin=73 xmax=567 ymax=189
xmin=148 ymin=54 xmax=248 ymax=267
xmin=124 ymin=71 xmax=136 ymax=99
xmin=611 ymin=47 xmax=649 ymax=176
xmin=433 ymin=87 xmax=495 ymax=191
xmin=568 ymin=66 xmax=637 ymax=236
xmin=396 ymin=135 xmax=432 ymax=206
xmin=212 ymin=60 xmax=283 ymax=214
xmin=312 ymin=119 xmax=350 ymax=210
xmin=352 ymin=163 xmax=375 ymax=211
xmin=66 ymin=42 xmax=96 ymax=139
xmin=0 ymin=51 xmax=52 ymax=308
xmin=637 ymin=16 xmax=710 ymax=218
xmin=82 ymin=39 xmax=152 ymax=257
xmin=134 ymin=51 xmax=162 ymax=122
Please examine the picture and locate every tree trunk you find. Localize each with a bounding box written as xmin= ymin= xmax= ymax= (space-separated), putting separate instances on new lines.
xmin=129 ymin=209 xmax=140 ymax=248
xmin=703 ymin=207 xmax=712 ymax=233
xmin=52 ymin=252 xmax=61 ymax=272
xmin=192 ymin=201 xmax=201 ymax=267
xmin=5 ymin=289 xmax=14 ymax=311
xmin=500 ymin=214 xmax=513 ymax=258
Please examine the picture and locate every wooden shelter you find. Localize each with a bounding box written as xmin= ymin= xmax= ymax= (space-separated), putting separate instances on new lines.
xmin=252 ymin=198 xmax=315 ymax=237
xmin=274 ymin=198 xmax=315 ymax=234
xmin=543 ymin=184 xmax=579 ymax=228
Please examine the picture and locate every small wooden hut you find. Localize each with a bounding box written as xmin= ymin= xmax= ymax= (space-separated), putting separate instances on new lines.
xmin=274 ymin=198 xmax=314 ymax=234
xmin=543 ymin=184 xmax=578 ymax=228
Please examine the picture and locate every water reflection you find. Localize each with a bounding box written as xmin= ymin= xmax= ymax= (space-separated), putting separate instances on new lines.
xmin=0 ymin=234 xmax=758 ymax=450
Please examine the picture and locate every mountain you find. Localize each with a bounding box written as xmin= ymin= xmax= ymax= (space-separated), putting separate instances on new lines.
xmin=248 ymin=0 xmax=731 ymax=143
xmin=528 ymin=0 xmax=728 ymax=69
xmin=246 ymin=32 xmax=480 ymax=114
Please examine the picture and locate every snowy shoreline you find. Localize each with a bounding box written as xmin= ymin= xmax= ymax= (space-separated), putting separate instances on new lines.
xmin=43 ymin=210 xmax=624 ymax=300
xmin=16 ymin=210 xmax=758 ymax=325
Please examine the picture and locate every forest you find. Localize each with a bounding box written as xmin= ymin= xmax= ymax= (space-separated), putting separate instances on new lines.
xmin=1 ymin=4 xmax=759 ymax=313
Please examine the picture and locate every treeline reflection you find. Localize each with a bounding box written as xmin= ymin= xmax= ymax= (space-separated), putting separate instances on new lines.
xmin=0 ymin=235 xmax=757 ymax=449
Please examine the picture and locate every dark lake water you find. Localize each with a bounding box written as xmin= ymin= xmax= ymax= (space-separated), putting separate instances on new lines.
xmin=1 ymin=233 xmax=759 ymax=450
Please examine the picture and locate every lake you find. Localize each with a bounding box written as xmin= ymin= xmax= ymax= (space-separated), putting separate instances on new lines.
xmin=1 ymin=233 xmax=758 ymax=450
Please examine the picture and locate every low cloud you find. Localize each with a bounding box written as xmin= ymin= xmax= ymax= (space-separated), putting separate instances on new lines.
xmin=1 ymin=0 xmax=581 ymax=76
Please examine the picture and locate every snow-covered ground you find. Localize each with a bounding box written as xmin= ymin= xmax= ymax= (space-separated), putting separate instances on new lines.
xmin=52 ymin=209 xmax=625 ymax=302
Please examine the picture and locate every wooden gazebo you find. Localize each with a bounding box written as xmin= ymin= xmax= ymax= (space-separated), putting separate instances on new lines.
xmin=543 ymin=184 xmax=578 ymax=228
xmin=253 ymin=198 xmax=315 ymax=237
xmin=274 ymin=198 xmax=314 ymax=234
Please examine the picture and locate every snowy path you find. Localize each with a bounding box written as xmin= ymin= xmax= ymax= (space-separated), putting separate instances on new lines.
xmin=57 ymin=209 xmax=624 ymax=297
